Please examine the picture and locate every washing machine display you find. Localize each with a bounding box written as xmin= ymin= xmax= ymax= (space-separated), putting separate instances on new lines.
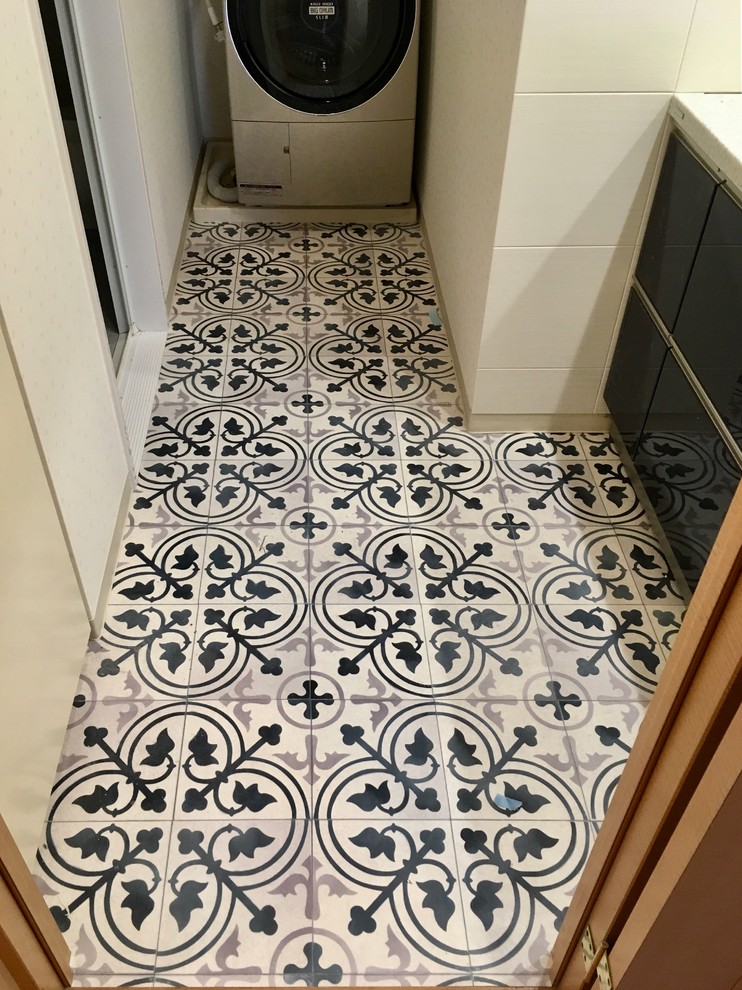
xmin=226 ymin=0 xmax=416 ymax=114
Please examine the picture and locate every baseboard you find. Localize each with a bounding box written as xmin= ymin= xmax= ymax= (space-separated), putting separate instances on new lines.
xmin=91 ymin=476 xmax=133 ymax=638
xmin=193 ymin=140 xmax=418 ymax=223
xmin=417 ymin=208 xmax=476 ymax=423
xmin=419 ymin=210 xmax=621 ymax=435
xmin=167 ymin=144 xmax=207 ymax=312
xmin=466 ymin=411 xmax=613 ymax=432
xmin=116 ymin=327 xmax=167 ymax=472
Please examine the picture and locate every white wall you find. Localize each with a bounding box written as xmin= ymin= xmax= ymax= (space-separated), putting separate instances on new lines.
xmin=0 ymin=319 xmax=90 ymax=868
xmin=416 ymin=0 xmax=526 ymax=398
xmin=0 ymin=0 xmax=132 ymax=621
xmin=119 ymin=0 xmax=203 ymax=296
xmin=678 ymin=0 xmax=741 ymax=93
xmin=0 ymin=0 xmax=206 ymax=862
xmin=71 ymin=0 xmax=169 ymax=337
xmin=420 ymin=0 xmax=742 ymax=422
xmin=188 ymin=0 xmax=231 ymax=139
xmin=473 ymin=0 xmax=697 ymax=418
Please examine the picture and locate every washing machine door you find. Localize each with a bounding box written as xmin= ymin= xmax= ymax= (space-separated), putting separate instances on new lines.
xmin=226 ymin=0 xmax=416 ymax=114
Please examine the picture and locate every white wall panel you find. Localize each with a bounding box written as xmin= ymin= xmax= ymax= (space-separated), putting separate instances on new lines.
xmin=188 ymin=0 xmax=231 ymax=139
xmin=0 ymin=0 xmax=131 ymax=619
xmin=494 ymin=93 xmax=669 ymax=248
xmin=71 ymin=0 xmax=169 ymax=336
xmin=0 ymin=319 xmax=89 ymax=868
xmin=515 ymin=0 xmax=696 ymax=94
xmin=472 ymin=367 xmax=604 ymax=416
xmin=420 ymin=1 xmax=739 ymax=419
xmin=677 ymin=0 xmax=742 ymax=93
xmin=119 ymin=0 xmax=202 ymax=297
xmin=416 ymin=0 xmax=525 ymax=399
xmin=480 ymin=245 xmax=633 ymax=368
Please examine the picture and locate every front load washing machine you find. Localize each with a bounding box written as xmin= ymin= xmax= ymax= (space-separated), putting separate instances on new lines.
xmin=225 ymin=0 xmax=420 ymax=207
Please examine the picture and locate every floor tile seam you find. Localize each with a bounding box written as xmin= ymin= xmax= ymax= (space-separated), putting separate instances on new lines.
xmin=309 ymin=813 xmax=600 ymax=825
xmin=553 ymin=722 xmax=601 ymax=821
xmin=176 ymin=243 xmax=240 ymax=285
xmin=116 ymin=521 xmax=210 ymax=604
xmin=135 ymin=458 xmax=219 ymax=488
xmin=151 ymin=815 xmax=178 ymax=972
xmin=310 ymin=819 xmax=472 ymax=979
xmin=96 ymin=609 xmax=200 ymax=695
xmin=531 ymin=675 xmax=659 ymax=710
xmin=145 ymin=402 xmax=231 ymax=429
xmin=448 ymin=813 xmax=597 ymax=943
xmin=63 ymin=701 xmax=186 ymax=828
xmin=168 ymin=307 xmax=236 ymax=328
xmin=397 ymin=455 xmax=499 ymax=473
xmin=480 ymin=459 xmax=533 ymax=592
xmin=236 ymin=237 xmax=309 ymax=260
xmin=432 ymin=792 xmax=475 ymax=968
xmin=509 ymin=602 xmax=571 ymax=709
xmin=435 ymin=697 xmax=592 ymax=826
xmin=600 ymin=517 xmax=681 ymax=606
xmin=584 ymin=460 xmax=651 ymax=528
xmin=224 ymin=343 xmax=310 ymax=377
xmin=109 ymin=589 xmax=627 ymax=612
xmin=159 ymin=339 xmax=229 ymax=364
xmin=308 ymin=243 xmax=382 ymax=284
xmin=217 ymin=246 xmax=241 ymax=316
xmin=495 ymin=470 xmax=644 ymax=534
xmin=303 ymin=301 xmax=387 ymax=323
xmin=527 ymin=598 xmax=664 ymax=697
xmin=514 ymin=517 xmax=648 ymax=606
xmin=68 ymin=687 xmax=657 ymax=708
xmin=535 ymin=596 xmax=671 ymax=679
xmin=312 ymin=591 xmax=530 ymax=605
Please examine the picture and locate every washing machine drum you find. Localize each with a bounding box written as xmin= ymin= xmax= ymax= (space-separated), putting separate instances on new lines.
xmin=226 ymin=0 xmax=416 ymax=114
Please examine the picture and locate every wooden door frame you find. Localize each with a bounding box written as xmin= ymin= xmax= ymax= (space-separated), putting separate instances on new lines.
xmin=0 ymin=815 xmax=71 ymax=990
xmin=551 ymin=481 xmax=742 ymax=988
xmin=4 ymin=487 xmax=741 ymax=990
xmin=611 ymin=684 xmax=742 ymax=988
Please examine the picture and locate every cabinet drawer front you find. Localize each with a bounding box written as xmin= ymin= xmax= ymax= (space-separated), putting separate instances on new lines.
xmin=635 ymin=349 xmax=741 ymax=590
xmin=604 ymin=288 xmax=669 ymax=454
xmin=636 ymin=133 xmax=716 ymax=330
xmin=671 ymin=185 xmax=742 ymax=441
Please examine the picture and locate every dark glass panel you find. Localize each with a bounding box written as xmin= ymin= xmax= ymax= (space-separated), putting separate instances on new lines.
xmin=604 ymin=289 xmax=669 ymax=456
xmin=672 ymin=186 xmax=742 ymax=440
xmin=227 ymin=0 xmax=416 ymax=114
xmin=635 ymin=350 xmax=741 ymax=591
xmin=635 ymin=133 xmax=717 ymax=330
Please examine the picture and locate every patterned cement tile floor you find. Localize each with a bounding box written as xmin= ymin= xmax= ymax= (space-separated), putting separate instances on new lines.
xmin=35 ymin=220 xmax=688 ymax=988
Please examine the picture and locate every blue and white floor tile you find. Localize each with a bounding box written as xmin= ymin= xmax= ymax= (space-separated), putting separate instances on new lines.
xmin=536 ymin=603 xmax=672 ymax=703
xmin=37 ymin=220 xmax=690 ymax=986
xmin=76 ymin=604 xmax=199 ymax=701
xmin=38 ymin=819 xmax=171 ymax=976
xmin=562 ymin=700 xmax=650 ymax=821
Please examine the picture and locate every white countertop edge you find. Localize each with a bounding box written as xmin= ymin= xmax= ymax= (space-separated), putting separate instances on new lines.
xmin=671 ymin=93 xmax=742 ymax=196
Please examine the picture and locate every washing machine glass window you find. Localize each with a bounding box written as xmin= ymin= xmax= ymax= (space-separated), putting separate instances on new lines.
xmin=226 ymin=0 xmax=416 ymax=114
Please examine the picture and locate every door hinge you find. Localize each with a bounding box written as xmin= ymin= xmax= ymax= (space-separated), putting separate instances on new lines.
xmin=581 ymin=926 xmax=614 ymax=990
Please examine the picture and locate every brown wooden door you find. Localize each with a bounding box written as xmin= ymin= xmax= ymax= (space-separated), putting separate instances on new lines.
xmin=0 ymin=814 xmax=71 ymax=990
xmin=550 ymin=482 xmax=742 ymax=990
